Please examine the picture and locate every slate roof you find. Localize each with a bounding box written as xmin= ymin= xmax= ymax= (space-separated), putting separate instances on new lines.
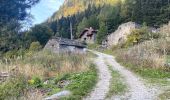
xmin=52 ymin=37 xmax=86 ymax=48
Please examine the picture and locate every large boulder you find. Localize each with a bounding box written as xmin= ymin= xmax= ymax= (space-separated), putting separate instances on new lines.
xmin=106 ymin=22 xmax=140 ymax=48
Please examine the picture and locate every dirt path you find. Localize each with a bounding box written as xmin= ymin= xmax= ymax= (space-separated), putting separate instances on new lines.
xmin=105 ymin=55 xmax=158 ymax=100
xmin=85 ymin=50 xmax=158 ymax=100
xmin=84 ymin=51 xmax=112 ymax=100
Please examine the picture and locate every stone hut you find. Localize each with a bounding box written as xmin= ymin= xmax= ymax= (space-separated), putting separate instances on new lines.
xmin=79 ymin=27 xmax=98 ymax=44
xmin=44 ymin=37 xmax=87 ymax=54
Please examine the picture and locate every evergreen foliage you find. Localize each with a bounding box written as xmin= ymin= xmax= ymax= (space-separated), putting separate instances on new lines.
xmin=0 ymin=0 xmax=40 ymax=55
xmin=97 ymin=22 xmax=108 ymax=44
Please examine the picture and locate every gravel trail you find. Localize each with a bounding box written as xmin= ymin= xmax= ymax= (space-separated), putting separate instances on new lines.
xmin=85 ymin=50 xmax=157 ymax=100
xmin=102 ymin=52 xmax=157 ymax=100
xmin=84 ymin=51 xmax=112 ymax=100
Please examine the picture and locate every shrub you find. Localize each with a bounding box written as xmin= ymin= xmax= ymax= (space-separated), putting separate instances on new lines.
xmin=28 ymin=76 xmax=42 ymax=88
xmin=29 ymin=42 xmax=42 ymax=52
xmin=124 ymin=27 xmax=160 ymax=48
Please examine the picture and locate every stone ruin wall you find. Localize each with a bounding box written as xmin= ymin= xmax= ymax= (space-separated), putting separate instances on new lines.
xmin=44 ymin=39 xmax=60 ymax=53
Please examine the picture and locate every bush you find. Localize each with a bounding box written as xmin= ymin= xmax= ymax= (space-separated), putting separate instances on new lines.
xmin=29 ymin=42 xmax=42 ymax=51
xmin=124 ymin=27 xmax=160 ymax=48
xmin=28 ymin=76 xmax=42 ymax=88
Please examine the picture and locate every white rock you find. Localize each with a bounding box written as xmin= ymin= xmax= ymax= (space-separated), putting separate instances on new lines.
xmin=168 ymin=63 xmax=170 ymax=66
xmin=45 ymin=90 xmax=71 ymax=100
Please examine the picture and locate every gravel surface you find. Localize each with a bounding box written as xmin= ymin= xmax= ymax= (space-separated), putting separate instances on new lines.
xmin=85 ymin=50 xmax=158 ymax=100
xmin=103 ymin=52 xmax=158 ymax=100
xmin=84 ymin=51 xmax=112 ymax=100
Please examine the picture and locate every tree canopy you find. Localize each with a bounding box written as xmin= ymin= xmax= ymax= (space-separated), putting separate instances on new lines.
xmin=0 ymin=0 xmax=40 ymax=55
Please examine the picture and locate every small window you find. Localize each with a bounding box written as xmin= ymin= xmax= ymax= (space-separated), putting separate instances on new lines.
xmin=51 ymin=44 xmax=54 ymax=47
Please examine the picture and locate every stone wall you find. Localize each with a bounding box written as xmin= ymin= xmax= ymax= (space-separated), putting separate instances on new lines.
xmin=106 ymin=22 xmax=140 ymax=48
xmin=59 ymin=45 xmax=86 ymax=54
xmin=44 ymin=39 xmax=60 ymax=53
xmin=44 ymin=39 xmax=86 ymax=54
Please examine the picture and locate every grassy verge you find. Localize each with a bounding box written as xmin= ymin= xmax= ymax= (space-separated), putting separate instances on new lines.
xmin=0 ymin=51 xmax=98 ymax=100
xmin=106 ymin=65 xmax=127 ymax=99
xmin=61 ymin=64 xmax=98 ymax=100
xmin=116 ymin=58 xmax=170 ymax=84
xmin=40 ymin=63 xmax=97 ymax=100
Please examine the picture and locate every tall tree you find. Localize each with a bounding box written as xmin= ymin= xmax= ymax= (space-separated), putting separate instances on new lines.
xmin=76 ymin=17 xmax=89 ymax=37
xmin=28 ymin=24 xmax=54 ymax=46
xmin=0 ymin=0 xmax=40 ymax=54
xmin=97 ymin=22 xmax=108 ymax=44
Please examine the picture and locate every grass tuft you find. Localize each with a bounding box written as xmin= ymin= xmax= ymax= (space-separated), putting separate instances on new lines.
xmin=106 ymin=65 xmax=127 ymax=98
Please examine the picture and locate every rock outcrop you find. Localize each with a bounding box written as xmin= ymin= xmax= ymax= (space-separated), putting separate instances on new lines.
xmin=106 ymin=22 xmax=140 ymax=48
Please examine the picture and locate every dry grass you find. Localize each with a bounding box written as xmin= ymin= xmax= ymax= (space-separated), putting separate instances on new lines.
xmin=0 ymin=50 xmax=89 ymax=78
xmin=115 ymin=38 xmax=169 ymax=70
xmin=160 ymin=21 xmax=170 ymax=38
xmin=159 ymin=22 xmax=170 ymax=54
xmin=0 ymin=50 xmax=90 ymax=99
xmin=20 ymin=90 xmax=44 ymax=100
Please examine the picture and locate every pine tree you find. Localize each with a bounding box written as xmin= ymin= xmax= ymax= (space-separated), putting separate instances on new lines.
xmin=97 ymin=22 xmax=108 ymax=44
